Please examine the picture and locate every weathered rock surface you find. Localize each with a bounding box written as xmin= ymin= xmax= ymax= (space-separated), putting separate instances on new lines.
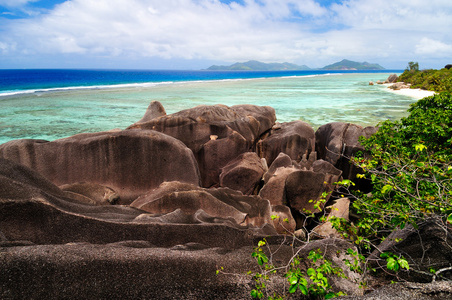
xmin=339 ymin=281 xmax=452 ymax=300
xmin=131 ymin=181 xmax=274 ymax=229
xmin=59 ymin=182 xmax=120 ymax=205
xmin=315 ymin=122 xmax=376 ymax=188
xmin=219 ymin=152 xmax=266 ymax=195
xmin=259 ymin=165 xmax=298 ymax=206
xmin=0 ymin=130 xmax=201 ymax=204
xmin=389 ymin=82 xmax=411 ymax=90
xmin=258 ymin=151 xmax=342 ymax=229
xmin=285 ymin=160 xmax=342 ymax=214
xmin=0 ymin=238 xmax=367 ymax=300
xmin=386 ymin=74 xmax=399 ymax=83
xmin=312 ymin=197 xmax=350 ymax=238
xmin=271 ymin=204 xmax=297 ymax=234
xmin=127 ymin=103 xmax=276 ymax=187
xmin=370 ymin=218 xmax=452 ymax=283
xmin=0 ymin=243 xmax=257 ymax=300
xmin=0 ymin=158 xmax=271 ymax=247
xmin=257 ymin=120 xmax=315 ymax=166
xmin=262 ymin=152 xmax=294 ymax=183
xmin=136 ymin=100 xmax=167 ymax=123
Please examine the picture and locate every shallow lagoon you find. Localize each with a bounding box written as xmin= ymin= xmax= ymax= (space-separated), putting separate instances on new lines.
xmin=0 ymin=72 xmax=416 ymax=144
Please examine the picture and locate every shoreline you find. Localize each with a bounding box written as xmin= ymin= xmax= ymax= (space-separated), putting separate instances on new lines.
xmin=383 ymin=84 xmax=435 ymax=99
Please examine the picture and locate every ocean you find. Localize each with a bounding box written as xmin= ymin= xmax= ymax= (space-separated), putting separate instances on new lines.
xmin=0 ymin=69 xmax=412 ymax=145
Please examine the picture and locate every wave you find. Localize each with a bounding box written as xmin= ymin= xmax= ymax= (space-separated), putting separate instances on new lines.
xmin=0 ymin=73 xmax=340 ymax=98
xmin=0 ymin=81 xmax=177 ymax=97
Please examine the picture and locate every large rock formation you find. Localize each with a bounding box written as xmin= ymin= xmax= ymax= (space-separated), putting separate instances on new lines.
xmin=127 ymin=103 xmax=276 ymax=187
xmin=315 ymin=122 xmax=376 ymax=191
xmin=4 ymin=102 xmax=425 ymax=299
xmin=285 ymin=160 xmax=342 ymax=215
xmin=256 ymin=120 xmax=315 ymax=166
xmin=219 ymin=152 xmax=266 ymax=195
xmin=0 ymin=130 xmax=201 ymax=204
xmin=370 ymin=218 xmax=452 ymax=283
xmin=0 ymin=158 xmax=272 ymax=247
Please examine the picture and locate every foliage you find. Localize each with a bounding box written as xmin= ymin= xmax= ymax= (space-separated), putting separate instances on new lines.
xmin=343 ymin=92 xmax=452 ymax=253
xmin=397 ymin=64 xmax=452 ymax=92
xmin=218 ymin=91 xmax=452 ymax=298
xmin=249 ymin=240 xmax=347 ymax=300
xmin=380 ymin=252 xmax=409 ymax=272
xmin=406 ymin=61 xmax=419 ymax=71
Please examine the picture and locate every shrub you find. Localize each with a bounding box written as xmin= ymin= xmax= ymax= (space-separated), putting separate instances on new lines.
xmin=348 ymin=92 xmax=452 ymax=247
xmin=397 ymin=65 xmax=452 ymax=92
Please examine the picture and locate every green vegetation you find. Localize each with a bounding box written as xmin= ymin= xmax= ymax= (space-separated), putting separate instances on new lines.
xmin=349 ymin=92 xmax=452 ymax=247
xmin=397 ymin=62 xmax=452 ymax=92
xmin=219 ymin=69 xmax=451 ymax=299
xmin=260 ymin=92 xmax=450 ymax=298
xmin=249 ymin=240 xmax=347 ymax=299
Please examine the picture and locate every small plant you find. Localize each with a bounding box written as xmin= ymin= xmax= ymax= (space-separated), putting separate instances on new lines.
xmin=380 ymin=252 xmax=409 ymax=272
xmin=249 ymin=242 xmax=347 ymax=299
xmin=343 ymin=248 xmax=365 ymax=274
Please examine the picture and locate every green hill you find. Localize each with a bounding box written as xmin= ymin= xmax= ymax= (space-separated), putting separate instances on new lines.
xmin=206 ymin=60 xmax=311 ymax=71
xmin=322 ymin=59 xmax=385 ymax=70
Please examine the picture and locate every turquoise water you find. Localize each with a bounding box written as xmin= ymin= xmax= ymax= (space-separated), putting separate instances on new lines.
xmin=0 ymin=72 xmax=415 ymax=144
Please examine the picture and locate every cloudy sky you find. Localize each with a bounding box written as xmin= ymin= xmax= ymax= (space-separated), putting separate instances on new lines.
xmin=0 ymin=0 xmax=451 ymax=69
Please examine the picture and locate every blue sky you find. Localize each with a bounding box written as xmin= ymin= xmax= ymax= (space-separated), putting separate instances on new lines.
xmin=0 ymin=0 xmax=451 ymax=69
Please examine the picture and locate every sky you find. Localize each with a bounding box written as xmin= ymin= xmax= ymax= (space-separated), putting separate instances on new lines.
xmin=0 ymin=0 xmax=451 ymax=70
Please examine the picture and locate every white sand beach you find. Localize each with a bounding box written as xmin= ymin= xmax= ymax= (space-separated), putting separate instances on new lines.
xmin=383 ymin=84 xmax=435 ymax=99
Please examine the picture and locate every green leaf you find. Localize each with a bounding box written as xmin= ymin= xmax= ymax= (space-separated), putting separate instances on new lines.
xmin=299 ymin=278 xmax=308 ymax=286
xmin=414 ymin=143 xmax=427 ymax=152
xmin=386 ymin=258 xmax=399 ymax=271
xmin=289 ymin=276 xmax=298 ymax=285
xmin=307 ymin=268 xmax=316 ymax=277
xmin=325 ymin=292 xmax=337 ymax=299
xmin=381 ymin=184 xmax=393 ymax=194
xmin=398 ymin=258 xmax=410 ymax=270
xmin=299 ymin=284 xmax=308 ymax=295
xmin=257 ymin=254 xmax=268 ymax=266
xmin=289 ymin=284 xmax=298 ymax=294
xmin=447 ymin=213 xmax=452 ymax=224
xmin=251 ymin=289 xmax=262 ymax=299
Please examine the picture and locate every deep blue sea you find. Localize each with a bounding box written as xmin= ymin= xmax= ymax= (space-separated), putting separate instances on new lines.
xmin=0 ymin=69 xmax=413 ymax=144
xmin=0 ymin=69 xmax=397 ymax=94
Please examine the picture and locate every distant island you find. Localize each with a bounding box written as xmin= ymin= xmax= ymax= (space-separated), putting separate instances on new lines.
xmin=322 ymin=59 xmax=385 ymax=70
xmin=206 ymin=59 xmax=385 ymax=71
xmin=206 ymin=60 xmax=311 ymax=71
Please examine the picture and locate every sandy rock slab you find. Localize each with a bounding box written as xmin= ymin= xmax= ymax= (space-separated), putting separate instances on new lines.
xmin=0 ymin=243 xmax=257 ymax=299
xmin=0 ymin=238 xmax=364 ymax=299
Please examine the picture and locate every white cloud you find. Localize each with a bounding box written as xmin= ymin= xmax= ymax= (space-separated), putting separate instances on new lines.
xmin=415 ymin=37 xmax=452 ymax=55
xmin=0 ymin=0 xmax=451 ymax=68
xmin=0 ymin=0 xmax=38 ymax=8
